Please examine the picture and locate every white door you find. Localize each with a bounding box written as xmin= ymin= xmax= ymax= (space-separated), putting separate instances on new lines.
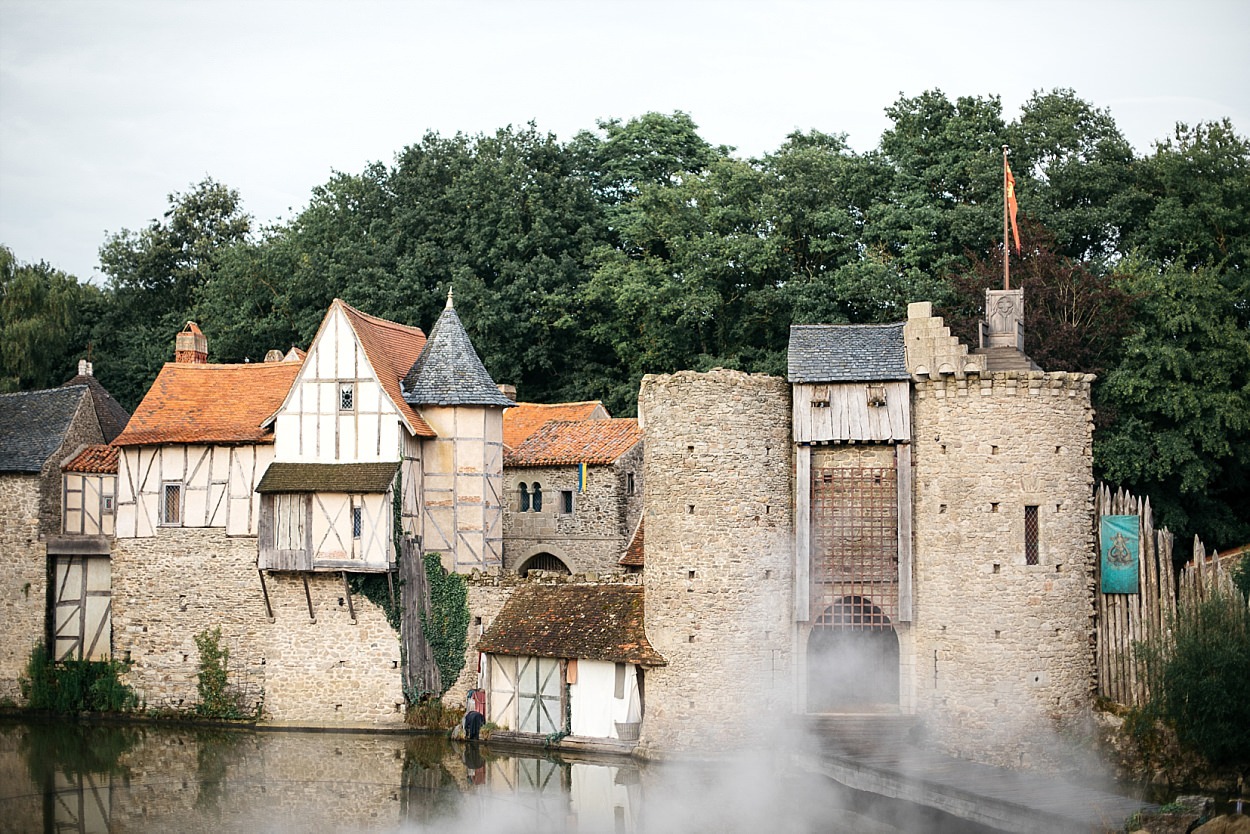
xmin=517 ymin=656 xmax=561 ymax=735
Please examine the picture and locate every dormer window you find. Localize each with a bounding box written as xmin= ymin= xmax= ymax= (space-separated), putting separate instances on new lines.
xmin=339 ymin=382 xmax=354 ymax=412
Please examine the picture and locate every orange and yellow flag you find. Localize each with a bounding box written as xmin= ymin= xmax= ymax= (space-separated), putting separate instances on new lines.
xmin=1006 ymin=160 xmax=1021 ymax=254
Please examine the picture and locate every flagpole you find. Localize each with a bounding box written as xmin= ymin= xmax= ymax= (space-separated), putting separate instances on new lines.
xmin=1003 ymin=145 xmax=1010 ymax=291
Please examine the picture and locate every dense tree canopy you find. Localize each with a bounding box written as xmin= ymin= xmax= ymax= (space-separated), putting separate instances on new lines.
xmin=3 ymin=89 xmax=1246 ymax=554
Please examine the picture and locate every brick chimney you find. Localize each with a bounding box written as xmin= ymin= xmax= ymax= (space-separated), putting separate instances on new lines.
xmin=175 ymin=322 xmax=208 ymax=364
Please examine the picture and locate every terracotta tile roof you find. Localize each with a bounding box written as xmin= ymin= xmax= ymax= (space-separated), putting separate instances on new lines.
xmin=402 ymin=292 xmax=514 ymax=408
xmin=336 ymin=300 xmax=435 ymax=437
xmin=478 ymin=583 xmax=665 ymax=666
xmin=113 ymin=362 xmax=301 ymax=446
xmin=256 ymin=461 xmax=399 ymax=493
xmin=503 ymin=401 xmax=608 ymax=450
xmin=0 ymin=386 xmax=89 ymax=472
xmin=505 ymin=419 xmax=641 ymax=467
xmin=620 ymin=518 xmax=644 ymax=567
xmin=63 ymin=444 xmax=118 ymax=474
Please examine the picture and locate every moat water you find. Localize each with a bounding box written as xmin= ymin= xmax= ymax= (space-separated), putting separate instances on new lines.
xmin=0 ymin=719 xmax=1003 ymax=833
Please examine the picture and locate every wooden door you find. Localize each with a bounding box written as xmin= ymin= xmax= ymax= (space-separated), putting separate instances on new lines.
xmin=488 ymin=655 xmax=517 ymax=727
xmin=52 ymin=556 xmax=112 ymax=661
xmin=517 ymin=656 xmax=561 ymax=735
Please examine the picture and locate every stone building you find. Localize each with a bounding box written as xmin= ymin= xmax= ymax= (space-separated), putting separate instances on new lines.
xmin=503 ymin=415 xmax=643 ymax=576
xmin=0 ymin=362 xmax=129 ymax=697
xmin=105 ymin=293 xmax=511 ymax=723
xmin=637 ymin=295 xmax=1097 ymax=768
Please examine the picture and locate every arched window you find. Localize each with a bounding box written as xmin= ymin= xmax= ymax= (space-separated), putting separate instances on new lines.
xmin=518 ymin=552 xmax=570 ymax=576
xmin=532 ymin=482 xmax=543 ymax=512
xmin=518 ymin=483 xmax=530 ymax=512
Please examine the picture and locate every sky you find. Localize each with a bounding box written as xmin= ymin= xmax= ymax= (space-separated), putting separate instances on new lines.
xmin=1 ymin=0 xmax=1247 ymax=284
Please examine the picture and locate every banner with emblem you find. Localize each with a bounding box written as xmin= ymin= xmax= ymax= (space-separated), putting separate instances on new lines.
xmin=1100 ymin=514 xmax=1140 ymax=594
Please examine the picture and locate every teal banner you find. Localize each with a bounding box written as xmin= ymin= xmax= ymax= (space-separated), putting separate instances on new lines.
xmin=1100 ymin=515 xmax=1140 ymax=594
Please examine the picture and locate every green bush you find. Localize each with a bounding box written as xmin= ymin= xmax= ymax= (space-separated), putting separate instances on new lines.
xmin=194 ymin=627 xmax=261 ymax=720
xmin=19 ymin=643 xmax=137 ymax=713
xmin=1137 ymin=590 xmax=1250 ymax=767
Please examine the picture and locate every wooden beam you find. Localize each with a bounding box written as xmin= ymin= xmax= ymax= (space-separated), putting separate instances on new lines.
xmin=258 ymin=569 xmax=274 ymax=621
xmin=342 ymin=571 xmax=356 ymax=624
xmin=303 ymin=573 xmax=315 ymax=623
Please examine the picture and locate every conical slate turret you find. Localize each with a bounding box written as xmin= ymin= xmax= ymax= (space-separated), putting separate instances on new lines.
xmin=402 ymin=289 xmax=514 ymax=407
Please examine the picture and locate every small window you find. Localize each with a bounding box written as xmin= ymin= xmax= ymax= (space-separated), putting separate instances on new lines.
xmin=626 ymin=473 xmax=635 ymax=495
xmin=1025 ymin=505 xmax=1040 ymax=565
xmin=866 ymin=384 xmax=887 ymax=407
xmin=339 ymin=382 xmax=354 ymax=412
xmin=532 ymin=483 xmax=543 ymax=512
xmin=103 ymin=495 xmax=115 ymax=512
xmin=614 ymin=662 xmax=626 ymax=699
xmin=160 ymin=483 xmax=182 ymax=525
xmin=518 ymin=483 xmax=530 ymax=512
xmin=561 ymin=490 xmax=573 ymax=514
xmin=352 ymin=506 xmax=362 ymax=539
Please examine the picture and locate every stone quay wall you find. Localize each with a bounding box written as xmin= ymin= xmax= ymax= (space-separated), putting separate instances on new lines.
xmin=112 ymin=527 xmax=404 ymax=725
xmin=0 ymin=474 xmax=45 ymax=702
xmin=637 ymin=369 xmax=795 ymax=756
xmin=909 ymin=371 xmax=1097 ymax=768
xmin=503 ymin=443 xmax=643 ymax=575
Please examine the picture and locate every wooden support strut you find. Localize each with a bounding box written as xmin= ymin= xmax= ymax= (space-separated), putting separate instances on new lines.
xmin=303 ymin=573 xmax=315 ymax=623
xmin=342 ymin=571 xmax=356 ymax=623
xmin=258 ymin=569 xmax=274 ymax=621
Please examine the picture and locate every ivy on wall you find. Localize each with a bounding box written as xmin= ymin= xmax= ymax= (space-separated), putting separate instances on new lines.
xmin=420 ymin=552 xmax=468 ymax=695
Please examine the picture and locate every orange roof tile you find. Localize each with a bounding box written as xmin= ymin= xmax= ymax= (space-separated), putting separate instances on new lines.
xmin=620 ymin=517 xmax=644 ymax=567
xmin=503 ymin=401 xmax=608 ymax=450
xmin=113 ymin=362 xmax=302 ymax=446
xmin=336 ymin=301 xmax=434 ymax=437
xmin=63 ymin=444 xmax=118 ymax=474
xmin=505 ymin=418 xmax=641 ymax=467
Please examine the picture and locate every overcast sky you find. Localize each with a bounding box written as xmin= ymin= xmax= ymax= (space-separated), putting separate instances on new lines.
xmin=2 ymin=0 xmax=1247 ymax=283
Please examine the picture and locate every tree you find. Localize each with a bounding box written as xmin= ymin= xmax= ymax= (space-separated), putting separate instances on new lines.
xmin=1095 ymin=262 xmax=1250 ymax=552
xmin=0 ymin=246 xmax=102 ymax=392
xmin=1011 ymin=88 xmax=1142 ymax=264
xmin=94 ymin=179 xmax=253 ymax=409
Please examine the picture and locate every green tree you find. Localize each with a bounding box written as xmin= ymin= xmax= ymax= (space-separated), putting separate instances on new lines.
xmin=0 ymin=246 xmax=102 ymax=392
xmin=94 ymin=179 xmax=253 ymax=409
xmin=1095 ymin=262 xmax=1250 ymax=552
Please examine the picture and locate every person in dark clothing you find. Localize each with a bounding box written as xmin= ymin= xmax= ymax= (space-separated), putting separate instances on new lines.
xmin=464 ymin=709 xmax=486 ymax=740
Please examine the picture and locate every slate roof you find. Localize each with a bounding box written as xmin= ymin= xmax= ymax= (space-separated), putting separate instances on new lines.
xmin=61 ymin=373 xmax=130 ymax=442
xmin=402 ymin=292 xmax=514 ymax=407
xmin=620 ymin=518 xmax=644 ymax=568
xmin=0 ymin=386 xmax=89 ymax=472
xmin=503 ymin=401 xmax=607 ymax=450
xmin=505 ymin=419 xmax=641 ymax=467
xmin=256 ymin=461 xmax=399 ymax=493
xmin=64 ymin=444 xmax=119 ymax=474
xmin=478 ymin=583 xmax=665 ymax=666
xmin=113 ymin=362 xmax=302 ymax=446
xmin=335 ymin=300 xmax=434 ymax=437
xmin=787 ymin=323 xmax=910 ymax=383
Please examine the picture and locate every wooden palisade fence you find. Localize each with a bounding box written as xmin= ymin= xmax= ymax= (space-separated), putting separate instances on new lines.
xmin=1095 ymin=483 xmax=1243 ymax=708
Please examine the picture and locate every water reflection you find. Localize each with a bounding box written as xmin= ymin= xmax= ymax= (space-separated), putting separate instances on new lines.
xmin=0 ymin=720 xmax=998 ymax=833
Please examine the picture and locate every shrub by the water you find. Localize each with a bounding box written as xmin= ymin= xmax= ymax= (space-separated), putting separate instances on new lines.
xmin=1136 ymin=590 xmax=1250 ymax=768
xmin=19 ymin=642 xmax=137 ymax=713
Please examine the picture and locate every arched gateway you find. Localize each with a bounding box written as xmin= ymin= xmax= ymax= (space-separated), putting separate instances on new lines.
xmin=807 ymin=596 xmax=899 ymax=712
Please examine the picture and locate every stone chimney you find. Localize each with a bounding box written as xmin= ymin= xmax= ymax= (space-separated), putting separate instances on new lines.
xmin=264 ymin=349 xmax=284 ymax=363
xmin=497 ymin=383 xmax=517 ymax=402
xmin=78 ymin=359 xmax=93 ymax=377
xmin=175 ymin=322 xmax=208 ymax=364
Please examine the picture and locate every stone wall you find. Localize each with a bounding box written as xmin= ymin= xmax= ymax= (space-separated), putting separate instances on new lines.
xmin=503 ymin=443 xmax=643 ymax=575
xmin=0 ymin=474 xmax=45 ymax=702
xmin=909 ymin=371 xmax=1097 ymax=768
xmin=637 ymin=369 xmax=795 ymax=756
xmin=112 ymin=527 xmax=404 ymax=725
